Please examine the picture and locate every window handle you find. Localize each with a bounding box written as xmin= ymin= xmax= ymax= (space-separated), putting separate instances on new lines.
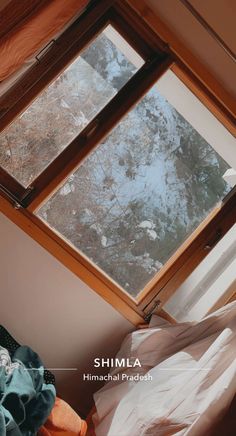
xmin=36 ymin=40 xmax=56 ymax=63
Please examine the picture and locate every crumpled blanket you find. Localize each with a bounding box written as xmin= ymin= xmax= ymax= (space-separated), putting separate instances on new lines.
xmin=92 ymin=302 xmax=236 ymax=436
xmin=0 ymin=345 xmax=55 ymax=435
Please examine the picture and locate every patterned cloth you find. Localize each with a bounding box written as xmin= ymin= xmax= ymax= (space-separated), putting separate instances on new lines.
xmin=0 ymin=346 xmax=21 ymax=375
xmin=0 ymin=326 xmax=55 ymax=385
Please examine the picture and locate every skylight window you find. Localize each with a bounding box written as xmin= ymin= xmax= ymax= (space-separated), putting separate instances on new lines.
xmin=0 ymin=3 xmax=234 ymax=321
xmin=37 ymin=71 xmax=231 ymax=296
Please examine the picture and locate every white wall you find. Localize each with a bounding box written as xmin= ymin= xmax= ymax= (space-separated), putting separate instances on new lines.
xmin=0 ymin=212 xmax=133 ymax=416
xmin=164 ymin=224 xmax=236 ymax=321
xmin=156 ymin=70 xmax=236 ymax=171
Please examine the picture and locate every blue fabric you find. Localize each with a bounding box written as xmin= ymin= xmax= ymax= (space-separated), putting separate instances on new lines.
xmin=0 ymin=345 xmax=56 ymax=435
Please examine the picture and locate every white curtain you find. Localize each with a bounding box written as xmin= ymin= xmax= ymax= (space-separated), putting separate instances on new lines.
xmin=93 ymin=302 xmax=236 ymax=435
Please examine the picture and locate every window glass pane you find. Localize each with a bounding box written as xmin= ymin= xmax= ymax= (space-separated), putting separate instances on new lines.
xmin=0 ymin=26 xmax=141 ymax=187
xmin=37 ymin=72 xmax=232 ymax=297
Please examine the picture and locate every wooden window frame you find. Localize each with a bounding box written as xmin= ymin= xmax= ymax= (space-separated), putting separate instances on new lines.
xmin=0 ymin=0 xmax=235 ymax=325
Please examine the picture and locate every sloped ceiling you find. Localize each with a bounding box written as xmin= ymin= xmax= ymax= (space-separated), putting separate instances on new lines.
xmin=0 ymin=0 xmax=11 ymax=10
xmin=135 ymin=0 xmax=236 ymax=98
xmin=190 ymin=0 xmax=236 ymax=53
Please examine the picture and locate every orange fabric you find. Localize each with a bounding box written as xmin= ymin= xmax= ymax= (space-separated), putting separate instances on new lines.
xmin=86 ymin=407 xmax=96 ymax=436
xmin=0 ymin=0 xmax=48 ymax=39
xmin=0 ymin=0 xmax=89 ymax=81
xmin=38 ymin=397 xmax=87 ymax=436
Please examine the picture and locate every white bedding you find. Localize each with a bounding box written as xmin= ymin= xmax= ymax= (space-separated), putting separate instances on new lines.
xmin=93 ymin=302 xmax=236 ymax=435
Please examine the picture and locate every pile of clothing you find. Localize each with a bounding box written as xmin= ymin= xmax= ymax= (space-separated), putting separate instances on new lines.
xmin=0 ymin=326 xmax=87 ymax=436
xmin=0 ymin=325 xmax=55 ymax=435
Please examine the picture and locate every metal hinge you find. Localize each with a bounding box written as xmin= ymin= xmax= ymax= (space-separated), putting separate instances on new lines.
xmin=143 ymin=298 xmax=161 ymax=323
xmin=20 ymin=185 xmax=34 ymax=204
xmin=13 ymin=201 xmax=22 ymax=210
xmin=0 ymin=184 xmax=34 ymax=209
xmin=0 ymin=184 xmax=22 ymax=209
